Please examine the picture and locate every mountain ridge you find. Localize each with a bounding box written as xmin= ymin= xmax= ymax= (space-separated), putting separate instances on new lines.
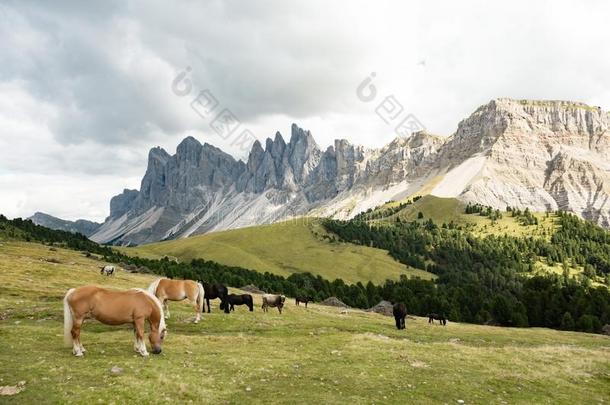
xmin=90 ymin=98 xmax=610 ymax=245
xmin=28 ymin=212 xmax=101 ymax=237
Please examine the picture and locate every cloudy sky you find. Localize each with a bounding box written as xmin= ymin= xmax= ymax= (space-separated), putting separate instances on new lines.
xmin=1 ymin=0 xmax=609 ymax=222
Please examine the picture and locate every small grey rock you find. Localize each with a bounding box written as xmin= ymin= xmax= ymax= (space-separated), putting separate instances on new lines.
xmin=110 ymin=366 xmax=123 ymax=375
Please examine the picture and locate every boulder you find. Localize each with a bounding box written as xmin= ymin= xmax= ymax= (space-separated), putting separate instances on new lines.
xmin=366 ymin=300 xmax=394 ymax=317
xmin=240 ymin=285 xmax=266 ymax=294
xmin=320 ymin=297 xmax=349 ymax=308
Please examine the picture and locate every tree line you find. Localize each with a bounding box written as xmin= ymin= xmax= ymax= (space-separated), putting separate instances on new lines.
xmin=323 ymin=211 xmax=610 ymax=333
xmin=1 ymin=212 xmax=608 ymax=333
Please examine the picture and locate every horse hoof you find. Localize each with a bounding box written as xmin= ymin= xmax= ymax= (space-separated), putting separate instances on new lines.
xmin=74 ymin=351 xmax=84 ymax=357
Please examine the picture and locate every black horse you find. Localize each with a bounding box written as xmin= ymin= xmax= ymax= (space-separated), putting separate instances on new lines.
xmin=225 ymin=294 xmax=254 ymax=312
xmin=427 ymin=313 xmax=447 ymax=325
xmin=393 ymin=302 xmax=407 ymax=330
xmin=295 ymin=296 xmax=314 ymax=308
xmin=198 ymin=281 xmax=229 ymax=313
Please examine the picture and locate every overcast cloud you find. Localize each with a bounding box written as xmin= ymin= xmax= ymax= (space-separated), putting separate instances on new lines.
xmin=1 ymin=0 xmax=609 ymax=221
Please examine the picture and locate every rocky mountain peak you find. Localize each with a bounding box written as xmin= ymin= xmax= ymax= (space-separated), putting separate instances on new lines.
xmin=91 ymin=100 xmax=610 ymax=245
xmin=288 ymin=124 xmax=321 ymax=184
xmin=246 ymin=140 xmax=265 ymax=171
xmin=109 ymin=189 xmax=139 ymax=218
xmin=176 ymin=136 xmax=203 ymax=163
xmin=148 ymin=146 xmax=171 ymax=163
xmin=274 ymin=131 xmax=286 ymax=145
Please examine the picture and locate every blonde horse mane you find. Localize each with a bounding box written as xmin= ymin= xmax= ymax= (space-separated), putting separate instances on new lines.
xmin=132 ymin=288 xmax=166 ymax=332
xmin=147 ymin=277 xmax=166 ymax=297
xmin=63 ymin=288 xmax=76 ymax=347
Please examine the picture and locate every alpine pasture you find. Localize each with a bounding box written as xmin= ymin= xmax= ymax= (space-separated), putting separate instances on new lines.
xmin=0 ymin=241 xmax=609 ymax=403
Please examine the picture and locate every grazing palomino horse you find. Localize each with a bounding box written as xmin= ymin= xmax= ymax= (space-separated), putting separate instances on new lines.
xmin=63 ymin=285 xmax=166 ymax=356
xmin=199 ymin=281 xmax=229 ymax=314
xmin=295 ymin=296 xmax=313 ymax=308
xmin=262 ymin=294 xmax=286 ymax=314
xmin=148 ymin=278 xmax=204 ymax=323
xmin=100 ymin=265 xmax=115 ymax=276
xmin=393 ymin=302 xmax=407 ymax=330
xmin=427 ymin=313 xmax=447 ymax=325
xmin=224 ymin=294 xmax=254 ymax=312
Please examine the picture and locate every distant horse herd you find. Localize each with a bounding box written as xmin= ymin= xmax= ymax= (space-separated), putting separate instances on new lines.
xmin=63 ymin=270 xmax=447 ymax=357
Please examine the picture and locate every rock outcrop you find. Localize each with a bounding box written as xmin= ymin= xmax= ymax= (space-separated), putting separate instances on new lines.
xmin=91 ymin=98 xmax=610 ymax=245
xmin=433 ymin=99 xmax=610 ymax=227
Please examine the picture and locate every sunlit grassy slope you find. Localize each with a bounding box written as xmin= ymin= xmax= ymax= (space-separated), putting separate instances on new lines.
xmin=379 ymin=195 xmax=557 ymax=239
xmin=0 ymin=241 xmax=608 ymax=404
xmin=120 ymin=220 xmax=433 ymax=284
xmin=121 ymin=197 xmax=571 ymax=285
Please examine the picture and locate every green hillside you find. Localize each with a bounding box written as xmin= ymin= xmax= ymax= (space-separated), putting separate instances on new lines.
xmin=121 ymin=197 xmax=598 ymax=287
xmin=368 ymin=195 xmax=557 ymax=239
xmin=1 ymin=241 xmax=608 ymax=404
xmin=121 ymin=220 xmax=434 ymax=284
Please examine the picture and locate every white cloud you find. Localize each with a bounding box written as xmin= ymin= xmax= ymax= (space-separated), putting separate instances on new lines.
xmin=1 ymin=0 xmax=609 ymax=220
xmin=0 ymin=173 xmax=141 ymax=222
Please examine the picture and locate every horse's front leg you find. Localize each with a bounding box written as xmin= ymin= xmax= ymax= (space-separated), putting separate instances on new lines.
xmin=206 ymin=298 xmax=211 ymax=313
xmin=133 ymin=317 xmax=149 ymax=356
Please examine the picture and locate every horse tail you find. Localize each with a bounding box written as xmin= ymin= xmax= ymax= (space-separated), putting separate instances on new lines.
xmin=196 ymin=282 xmax=205 ymax=313
xmin=147 ymin=277 xmax=164 ymax=297
xmin=63 ymin=288 xmax=76 ymax=347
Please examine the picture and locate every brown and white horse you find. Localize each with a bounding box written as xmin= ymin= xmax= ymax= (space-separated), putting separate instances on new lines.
xmin=63 ymin=285 xmax=167 ymax=357
xmin=147 ymin=278 xmax=204 ymax=323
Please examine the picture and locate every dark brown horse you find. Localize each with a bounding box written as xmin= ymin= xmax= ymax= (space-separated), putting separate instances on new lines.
xmin=427 ymin=313 xmax=447 ymax=325
xmin=199 ymin=282 xmax=229 ymax=313
xmin=224 ymin=294 xmax=254 ymax=312
xmin=295 ymin=296 xmax=314 ymax=308
xmin=393 ymin=302 xmax=407 ymax=330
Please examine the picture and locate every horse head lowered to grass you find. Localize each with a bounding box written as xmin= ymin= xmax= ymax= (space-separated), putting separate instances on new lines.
xmin=63 ymin=285 xmax=167 ymax=357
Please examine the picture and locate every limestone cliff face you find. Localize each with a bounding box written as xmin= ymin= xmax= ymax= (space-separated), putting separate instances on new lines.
xmin=437 ymin=99 xmax=610 ymax=227
xmin=91 ymin=98 xmax=610 ymax=245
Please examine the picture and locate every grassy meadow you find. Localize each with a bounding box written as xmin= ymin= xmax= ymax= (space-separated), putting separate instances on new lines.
xmin=379 ymin=195 xmax=557 ymax=239
xmin=0 ymin=241 xmax=609 ymax=404
xmin=120 ymin=220 xmax=434 ymax=284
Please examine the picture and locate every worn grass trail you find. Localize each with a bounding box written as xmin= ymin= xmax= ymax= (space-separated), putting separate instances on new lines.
xmin=0 ymin=242 xmax=608 ymax=404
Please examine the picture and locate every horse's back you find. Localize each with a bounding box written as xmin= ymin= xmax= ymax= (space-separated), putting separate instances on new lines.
xmin=157 ymin=278 xmax=200 ymax=300
xmin=68 ymin=286 xmax=153 ymax=324
xmin=68 ymin=285 xmax=105 ymax=304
